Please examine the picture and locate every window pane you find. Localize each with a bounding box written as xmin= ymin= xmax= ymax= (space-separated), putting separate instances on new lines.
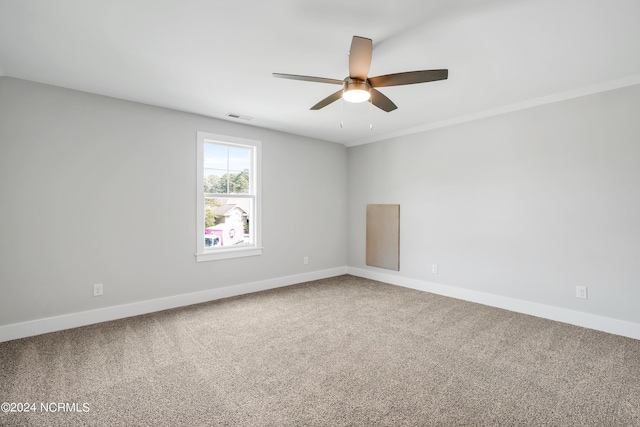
xmin=204 ymin=173 xmax=227 ymax=193
xmin=204 ymin=197 xmax=252 ymax=247
xmin=228 ymin=146 xmax=251 ymax=172
xmin=204 ymin=143 xmax=228 ymax=170
xmin=227 ymin=170 xmax=250 ymax=194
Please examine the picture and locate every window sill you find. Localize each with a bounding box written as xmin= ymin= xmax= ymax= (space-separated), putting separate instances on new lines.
xmin=195 ymin=246 xmax=263 ymax=262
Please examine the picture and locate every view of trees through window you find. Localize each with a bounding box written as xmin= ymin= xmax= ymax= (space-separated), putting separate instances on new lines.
xmin=204 ymin=170 xmax=249 ymax=194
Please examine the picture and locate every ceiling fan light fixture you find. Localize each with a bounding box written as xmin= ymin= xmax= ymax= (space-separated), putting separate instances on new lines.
xmin=342 ymin=80 xmax=371 ymax=103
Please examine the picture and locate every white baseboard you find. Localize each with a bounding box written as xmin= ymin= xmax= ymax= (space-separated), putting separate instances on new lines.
xmin=348 ymin=267 xmax=640 ymax=341
xmin=5 ymin=266 xmax=638 ymax=343
xmin=0 ymin=266 xmax=348 ymax=343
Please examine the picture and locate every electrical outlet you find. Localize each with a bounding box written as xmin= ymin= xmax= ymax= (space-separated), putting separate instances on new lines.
xmin=432 ymin=264 xmax=438 ymax=274
xmin=303 ymin=256 xmax=309 ymax=265
xmin=93 ymin=283 xmax=103 ymax=297
xmin=576 ymin=286 xmax=587 ymax=299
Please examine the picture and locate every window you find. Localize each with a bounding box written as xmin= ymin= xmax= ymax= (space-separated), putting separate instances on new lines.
xmin=196 ymin=132 xmax=261 ymax=262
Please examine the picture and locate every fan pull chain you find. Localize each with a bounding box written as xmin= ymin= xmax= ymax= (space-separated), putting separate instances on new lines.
xmin=369 ymin=99 xmax=373 ymax=131
xmin=340 ymin=98 xmax=344 ymax=128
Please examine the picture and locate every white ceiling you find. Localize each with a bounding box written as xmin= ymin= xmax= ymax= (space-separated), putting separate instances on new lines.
xmin=1 ymin=0 xmax=639 ymax=146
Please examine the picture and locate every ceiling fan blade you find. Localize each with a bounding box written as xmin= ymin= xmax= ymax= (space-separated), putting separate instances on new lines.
xmin=369 ymin=69 xmax=448 ymax=87
xmin=349 ymin=36 xmax=372 ymax=80
xmin=370 ymin=89 xmax=397 ymax=112
xmin=310 ymin=89 xmax=344 ymax=110
xmin=273 ymin=73 xmax=343 ymax=85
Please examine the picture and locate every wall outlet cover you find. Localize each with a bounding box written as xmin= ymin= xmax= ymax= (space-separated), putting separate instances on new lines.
xmin=576 ymin=286 xmax=588 ymax=299
xmin=93 ymin=283 xmax=103 ymax=297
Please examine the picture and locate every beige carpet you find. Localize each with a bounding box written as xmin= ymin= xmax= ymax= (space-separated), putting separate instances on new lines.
xmin=1 ymin=275 xmax=639 ymax=426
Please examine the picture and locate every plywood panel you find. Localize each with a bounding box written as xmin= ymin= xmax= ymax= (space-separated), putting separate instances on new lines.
xmin=366 ymin=204 xmax=400 ymax=271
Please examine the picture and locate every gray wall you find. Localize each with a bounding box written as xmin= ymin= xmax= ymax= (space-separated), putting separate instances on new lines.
xmin=347 ymin=84 xmax=640 ymax=324
xmin=3 ymin=74 xmax=639 ymax=330
xmin=0 ymin=77 xmax=347 ymax=326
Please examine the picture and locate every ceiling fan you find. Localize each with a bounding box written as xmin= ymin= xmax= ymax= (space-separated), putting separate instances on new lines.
xmin=273 ymin=35 xmax=448 ymax=112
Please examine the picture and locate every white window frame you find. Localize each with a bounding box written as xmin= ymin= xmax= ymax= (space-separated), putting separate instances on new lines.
xmin=196 ymin=132 xmax=262 ymax=262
